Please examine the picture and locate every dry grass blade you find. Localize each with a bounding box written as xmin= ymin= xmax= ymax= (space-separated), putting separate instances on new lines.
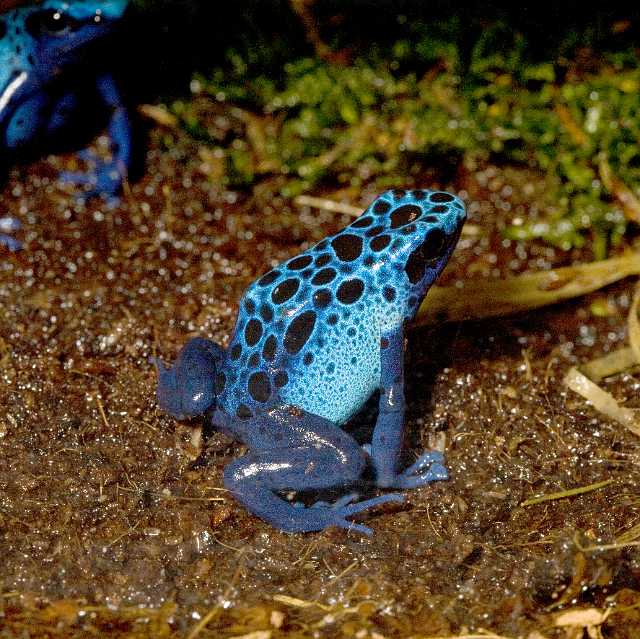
xmin=580 ymin=347 xmax=638 ymax=382
xmin=272 ymin=595 xmax=332 ymax=611
xmin=564 ymin=367 xmax=640 ymax=436
xmin=186 ymin=552 xmax=247 ymax=639
xmin=599 ymin=158 xmax=640 ymax=224
xmin=520 ymin=479 xmax=614 ymax=507
xmin=616 ymin=522 xmax=640 ymax=545
xmin=563 ymin=277 xmax=640 ymax=437
xmin=628 ymin=280 xmax=640 ymax=363
xmin=294 ymin=195 xmax=480 ymax=235
xmin=294 ymin=195 xmax=362 ymax=216
xmin=555 ymin=103 xmax=589 ymax=146
xmin=554 ymin=607 xmax=609 ymax=628
xmin=409 ymin=633 xmax=516 ymax=639
xmin=417 ymin=253 xmax=640 ymax=326
xmin=138 ymin=104 xmax=178 ymax=128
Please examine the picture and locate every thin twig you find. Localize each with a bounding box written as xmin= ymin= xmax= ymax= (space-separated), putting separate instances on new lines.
xmin=520 ymin=479 xmax=614 ymax=507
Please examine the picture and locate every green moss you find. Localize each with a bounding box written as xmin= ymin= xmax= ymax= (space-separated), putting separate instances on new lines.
xmin=170 ymin=21 xmax=640 ymax=253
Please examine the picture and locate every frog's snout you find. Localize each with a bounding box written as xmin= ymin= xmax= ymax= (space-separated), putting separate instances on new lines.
xmin=153 ymin=338 xmax=224 ymax=420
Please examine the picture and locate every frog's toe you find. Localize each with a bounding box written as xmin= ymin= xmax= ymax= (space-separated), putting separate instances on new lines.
xmin=93 ymin=163 xmax=124 ymax=198
xmin=334 ymin=519 xmax=373 ymax=536
xmin=59 ymin=169 xmax=95 ymax=186
xmin=0 ymin=233 xmax=22 ymax=251
xmin=59 ymin=170 xmax=102 ymax=201
xmin=339 ymin=492 xmax=405 ymax=516
xmin=308 ymin=492 xmax=359 ymax=510
xmin=330 ymin=493 xmax=405 ymax=535
xmin=59 ymin=162 xmax=123 ymax=201
xmin=295 ymin=493 xmax=403 ymax=535
xmin=77 ymin=148 xmax=97 ymax=163
xmin=403 ymin=451 xmax=446 ymax=477
xmin=331 ymin=492 xmax=360 ymax=509
xmin=0 ymin=217 xmax=22 ymax=251
xmin=394 ymin=453 xmax=448 ymax=490
xmin=0 ymin=217 xmax=21 ymax=233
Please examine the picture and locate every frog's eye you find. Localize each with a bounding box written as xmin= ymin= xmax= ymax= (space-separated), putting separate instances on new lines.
xmin=25 ymin=9 xmax=80 ymax=38
xmin=0 ymin=19 xmax=7 ymax=40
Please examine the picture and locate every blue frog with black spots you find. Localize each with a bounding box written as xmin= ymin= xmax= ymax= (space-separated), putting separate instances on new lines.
xmin=155 ymin=189 xmax=466 ymax=534
xmin=0 ymin=0 xmax=130 ymax=248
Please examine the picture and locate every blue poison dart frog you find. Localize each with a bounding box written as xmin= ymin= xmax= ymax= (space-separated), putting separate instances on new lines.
xmin=155 ymin=189 xmax=466 ymax=535
xmin=0 ymin=0 xmax=131 ymax=248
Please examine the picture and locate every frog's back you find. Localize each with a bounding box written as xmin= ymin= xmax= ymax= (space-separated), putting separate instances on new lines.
xmin=218 ymin=189 xmax=466 ymax=425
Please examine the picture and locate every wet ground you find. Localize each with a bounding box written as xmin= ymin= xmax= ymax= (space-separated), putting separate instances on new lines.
xmin=2 ymin=126 xmax=640 ymax=638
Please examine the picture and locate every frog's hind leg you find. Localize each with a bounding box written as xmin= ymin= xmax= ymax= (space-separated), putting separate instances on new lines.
xmin=152 ymin=337 xmax=224 ymax=420
xmin=371 ymin=325 xmax=448 ymax=489
xmin=221 ymin=406 xmax=404 ymax=534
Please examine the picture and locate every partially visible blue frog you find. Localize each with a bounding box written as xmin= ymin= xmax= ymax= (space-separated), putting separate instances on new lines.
xmin=155 ymin=189 xmax=466 ymax=534
xmin=0 ymin=0 xmax=131 ymax=248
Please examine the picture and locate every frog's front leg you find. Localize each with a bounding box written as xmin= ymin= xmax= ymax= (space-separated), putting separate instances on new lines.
xmin=221 ymin=406 xmax=404 ymax=535
xmin=2 ymin=93 xmax=48 ymax=250
xmin=372 ymin=326 xmax=448 ymax=489
xmin=59 ymin=73 xmax=131 ymax=200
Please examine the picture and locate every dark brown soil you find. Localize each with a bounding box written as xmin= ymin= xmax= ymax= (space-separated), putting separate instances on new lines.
xmin=2 ymin=127 xmax=640 ymax=638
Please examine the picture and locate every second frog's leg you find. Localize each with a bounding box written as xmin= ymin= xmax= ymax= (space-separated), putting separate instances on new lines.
xmin=59 ymin=73 xmax=131 ymax=200
xmin=371 ymin=325 xmax=448 ymax=489
xmin=221 ymin=406 xmax=404 ymax=535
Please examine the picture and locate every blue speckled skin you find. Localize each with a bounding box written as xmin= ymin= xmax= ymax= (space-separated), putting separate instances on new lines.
xmin=156 ymin=189 xmax=466 ymax=534
xmin=0 ymin=0 xmax=130 ymax=247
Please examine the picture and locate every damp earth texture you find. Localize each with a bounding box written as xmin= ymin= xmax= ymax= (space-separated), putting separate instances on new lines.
xmin=2 ymin=127 xmax=640 ymax=638
xmin=3 ymin=28 xmax=640 ymax=636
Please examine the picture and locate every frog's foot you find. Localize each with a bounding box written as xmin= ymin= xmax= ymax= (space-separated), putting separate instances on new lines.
xmin=311 ymin=493 xmax=405 ymax=536
xmin=378 ymin=450 xmax=448 ymax=490
xmin=275 ymin=491 xmax=404 ymax=536
xmin=223 ymin=409 xmax=406 ymax=535
xmin=59 ymin=153 xmax=125 ymax=202
xmin=0 ymin=217 xmax=22 ymax=251
xmin=311 ymin=492 xmax=406 ymax=535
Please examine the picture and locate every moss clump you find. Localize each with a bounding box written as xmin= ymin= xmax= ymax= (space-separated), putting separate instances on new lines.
xmin=169 ymin=18 xmax=640 ymax=256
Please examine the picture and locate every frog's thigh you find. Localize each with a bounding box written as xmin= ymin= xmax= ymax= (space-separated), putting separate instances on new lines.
xmin=223 ymin=407 xmax=370 ymax=529
xmin=229 ymin=406 xmax=368 ymax=488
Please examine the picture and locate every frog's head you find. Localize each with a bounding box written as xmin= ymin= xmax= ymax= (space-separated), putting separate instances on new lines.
xmin=0 ymin=0 xmax=129 ymax=131
xmin=398 ymin=190 xmax=466 ymax=294
xmin=154 ymin=338 xmax=226 ymax=421
xmin=356 ymin=189 xmax=466 ymax=299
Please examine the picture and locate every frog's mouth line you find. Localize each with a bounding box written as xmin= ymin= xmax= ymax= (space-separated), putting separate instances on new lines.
xmin=0 ymin=71 xmax=29 ymax=128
